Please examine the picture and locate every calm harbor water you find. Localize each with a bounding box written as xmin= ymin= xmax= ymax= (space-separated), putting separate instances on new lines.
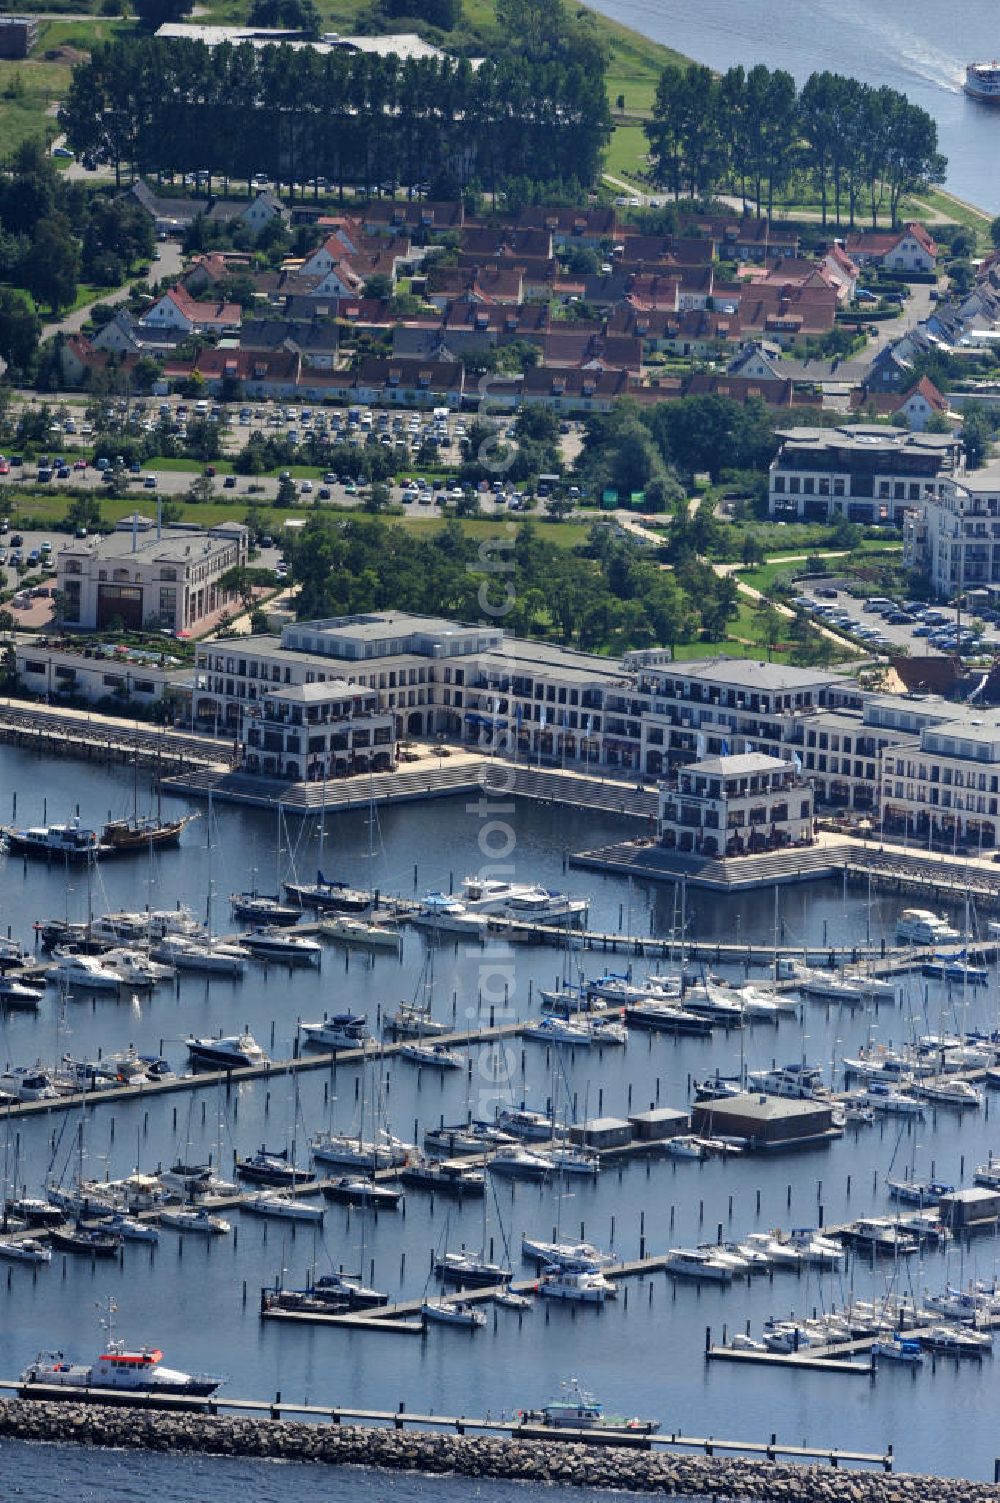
xmin=1 ymin=746 xmax=999 ymax=1492
xmin=590 ymin=0 xmax=1000 ymax=213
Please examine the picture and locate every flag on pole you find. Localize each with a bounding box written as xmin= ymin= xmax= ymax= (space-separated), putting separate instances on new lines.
xmin=743 ymin=739 xmax=753 ymax=754
xmin=516 ymin=703 xmax=523 ymax=729
xmin=721 ymin=738 xmax=730 ymax=756
xmin=793 ymin=751 xmax=803 ymax=775
xmin=695 ymin=732 xmax=706 ymax=758
xmin=539 ymin=706 xmax=547 ymax=728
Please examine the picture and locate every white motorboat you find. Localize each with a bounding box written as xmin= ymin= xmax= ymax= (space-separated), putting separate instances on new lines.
xmin=762 ymin=1320 xmax=813 ymax=1354
xmin=872 ymin=1340 xmax=920 ymax=1364
xmin=310 ymin=1129 xmax=409 ymax=1171
xmin=230 ymin=891 xmax=300 ymax=927
xmin=101 ymin=1213 xmax=160 ymax=1243
xmin=242 ymin=929 xmax=321 ymax=965
xmin=186 ymin=1031 xmax=268 ymax=1071
xmin=0 ymin=976 xmax=44 ymax=1010
xmin=0 ymin=1067 xmax=60 ymax=1102
xmin=917 ymin=1078 xmax=983 ymax=1109
xmin=244 ymin=1192 xmax=324 ymax=1223
xmin=863 ymin=1082 xmax=925 ymax=1116
xmin=585 ymin=974 xmax=653 ymax=1005
xmin=745 ymin=1063 xmax=829 ymax=1100
xmin=153 ymin=933 xmax=249 ymax=977
xmin=159 ymin=1207 xmax=231 ymax=1235
xmin=101 ymin=949 xmax=175 ymax=987
xmin=300 ymin=1013 xmax=371 ymax=1051
xmin=412 ymin=895 xmax=490 ymax=938
xmin=663 ymin=1135 xmax=710 ymax=1160
xmin=521 ymin=1016 xmax=594 ymax=1046
xmin=489 ymin=1147 xmax=552 ymax=1180
xmin=48 ymin=952 xmax=122 ymax=992
xmin=460 ymin=877 xmax=589 ymax=926
xmin=896 ymin=909 xmax=960 ymax=945
xmin=383 ymin=1002 xmax=449 ymax=1038
xmin=0 ymin=1237 xmax=52 ymax=1263
xmin=665 ymin=1248 xmax=733 ymax=1282
xmin=495 ymin=1107 xmax=554 ymax=1141
xmin=521 ymin=1235 xmax=612 ymax=1270
xmin=398 ymin=1041 xmax=463 ymax=1069
xmin=320 ymin=915 xmax=401 ymax=950
xmin=546 ymin=1145 xmax=600 ymax=1176
xmin=421 ymin=1298 xmax=487 ymax=1328
xmin=787 ymin=1228 xmax=847 ymax=1268
xmin=495 ymin=1289 xmax=533 ymax=1311
xmin=538 ymin=1268 xmax=615 ymax=1303
xmin=742 ymin=1232 xmax=801 ymax=1269
xmin=435 ymin=1249 xmax=512 ymax=1286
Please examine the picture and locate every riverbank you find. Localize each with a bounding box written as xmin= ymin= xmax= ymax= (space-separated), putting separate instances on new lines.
xmin=0 ymin=1402 xmax=974 ymax=1500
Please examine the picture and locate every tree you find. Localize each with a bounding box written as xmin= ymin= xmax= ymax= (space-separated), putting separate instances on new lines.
xmin=275 ymin=473 xmax=297 ymax=506
xmin=381 ymin=0 xmax=459 ymax=28
xmin=134 ymin=0 xmax=192 ymax=29
xmin=962 ymin=402 xmax=993 ymax=470
xmin=363 ymin=273 xmax=393 ymax=301
xmin=23 ymin=215 xmax=79 ymax=315
xmin=991 ymin=215 xmax=1000 ymax=251
xmin=187 ymin=473 xmax=215 ymax=504
xmin=0 ymin=288 xmax=40 ymax=376
xmin=67 ymin=491 xmax=104 ymax=533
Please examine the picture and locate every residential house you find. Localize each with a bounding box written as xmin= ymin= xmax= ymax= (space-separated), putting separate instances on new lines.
xmin=851 ymin=375 xmax=950 ymax=431
xmin=141 ymin=286 xmax=242 ymax=336
xmin=239 ymin=317 xmax=340 ymax=368
xmin=844 ymin=222 xmax=938 ymax=274
xmin=354 ymin=356 xmax=465 ymax=407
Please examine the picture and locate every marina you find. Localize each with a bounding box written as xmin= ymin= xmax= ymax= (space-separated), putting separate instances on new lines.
xmin=6 ymin=744 xmax=1000 ymax=1480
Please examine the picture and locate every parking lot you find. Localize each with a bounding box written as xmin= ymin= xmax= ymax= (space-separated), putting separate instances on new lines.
xmin=793 ymin=586 xmax=996 ymax=659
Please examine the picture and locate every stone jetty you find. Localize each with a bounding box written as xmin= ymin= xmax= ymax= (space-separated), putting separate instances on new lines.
xmin=0 ymin=1399 xmax=994 ymax=1500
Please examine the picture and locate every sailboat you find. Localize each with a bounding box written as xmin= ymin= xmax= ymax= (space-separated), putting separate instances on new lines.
xmin=384 ymin=949 xmax=448 ymax=1037
xmin=310 ymin=1054 xmax=411 ymax=1169
xmin=101 ymin=745 xmax=196 ymax=854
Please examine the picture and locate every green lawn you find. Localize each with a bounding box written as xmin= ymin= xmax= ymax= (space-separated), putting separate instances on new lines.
xmin=603 ymin=123 xmax=649 ymax=185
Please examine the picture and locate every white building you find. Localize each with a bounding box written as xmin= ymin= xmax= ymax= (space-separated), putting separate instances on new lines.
xmin=15 ymin=640 xmax=191 ymax=713
xmin=880 ymin=709 xmax=1000 ymax=851
xmin=903 ymin=457 xmax=1000 ymax=598
xmin=241 ymin=681 xmax=395 ymax=781
xmin=58 ymin=524 xmax=248 ymax=633
xmin=658 ymin=752 xmax=814 ymax=857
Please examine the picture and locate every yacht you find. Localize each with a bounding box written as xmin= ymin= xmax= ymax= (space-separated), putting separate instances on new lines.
xmin=625 ymin=1000 xmax=712 ymax=1036
xmin=863 ymin=1082 xmax=925 ymax=1116
xmin=49 ymin=1223 xmax=123 ymax=1257
xmin=283 ymin=871 xmax=371 ymax=913
xmin=546 ymin=1144 xmax=600 ymax=1176
xmin=397 ymin=1157 xmax=485 ymax=1197
xmin=896 ymin=909 xmax=960 ymax=945
xmin=424 ymin=1122 xmax=516 ymax=1157
xmin=310 ymin=1129 xmax=409 ymax=1171
xmin=0 ymin=1236 xmax=51 ymax=1263
xmin=742 ymin=1232 xmax=802 ymax=1270
xmin=230 ymin=890 xmax=301 ymax=926
xmin=965 ymin=61 xmax=1000 ymax=104
xmin=521 ymin=1016 xmax=595 ymax=1046
xmin=243 ymin=1192 xmax=324 ymax=1223
xmin=300 ymin=1012 xmax=371 ymax=1051
xmin=412 ymin=895 xmax=490 ymax=938
xmin=917 ymin=1078 xmax=983 ymax=1109
xmin=100 ymin=1213 xmax=160 ymax=1243
xmin=153 ymin=933 xmax=249 ymax=977
xmin=158 ymin=1163 xmax=237 ymax=1200
xmin=524 ymin=1383 xmax=659 ymax=1436
xmin=887 ymin=1177 xmax=953 ymax=1206
xmin=665 ymin=1248 xmax=734 ymax=1282
xmin=4 ymin=816 xmax=106 ymax=860
xmin=398 ymin=1041 xmax=463 ymax=1069
xmin=100 ymin=949 xmax=175 ymax=987
xmin=185 ymin=1031 xmax=268 ymax=1071
xmin=421 ymin=1298 xmax=487 ymax=1328
xmin=584 ymin=974 xmax=651 ymax=1005
xmin=538 ymin=1267 xmax=615 ymax=1303
xmin=663 ymin=1135 xmax=711 ymax=1160
xmin=0 ymin=976 xmax=44 ymax=1010
xmin=320 ymin=914 xmax=401 ymax=950
xmin=488 ymin=1146 xmax=552 ymax=1180
xmin=159 ymin=1206 xmax=231 ymax=1235
xmin=48 ymin=952 xmax=123 ymax=992
xmin=235 ymin=1145 xmax=313 ymax=1187
xmin=320 ymin=1176 xmax=402 ymax=1210
xmin=495 ymin=1106 xmax=554 ymax=1141
xmin=745 ymin=1063 xmax=828 ymax=1100
xmin=310 ymin=1271 xmax=388 ymax=1308
xmin=787 ymin=1228 xmax=848 ymax=1268
xmin=922 ymin=956 xmax=988 ymax=985
xmin=918 ymin=1325 xmax=993 ymax=1357
xmin=0 ymin=1066 xmax=60 ymax=1102
xmin=241 ymin=928 xmax=321 ymax=965
xmin=521 ymin=1235 xmax=612 ymax=1270
xmin=435 ymin=1249 xmax=512 ymax=1286
xmin=459 ymin=877 xmax=589 ymax=925
xmin=383 ymin=1002 xmax=448 ymax=1038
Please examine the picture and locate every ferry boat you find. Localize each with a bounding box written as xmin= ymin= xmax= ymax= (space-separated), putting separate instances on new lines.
xmin=21 ymin=1340 xmax=223 ymax=1397
xmin=965 ymin=61 xmax=1000 ymax=104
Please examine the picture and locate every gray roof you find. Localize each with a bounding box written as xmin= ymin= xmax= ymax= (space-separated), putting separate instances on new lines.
xmin=265 ymin=680 xmax=369 ymax=702
xmin=694 ymin=1093 xmax=831 ymax=1122
xmin=661 ymin=658 xmax=839 ymax=692
xmin=686 ymin=752 xmax=788 ymax=776
xmin=61 ymin=525 xmax=245 ymax=566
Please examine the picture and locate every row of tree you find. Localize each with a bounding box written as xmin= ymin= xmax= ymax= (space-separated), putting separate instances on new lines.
xmin=59 ymin=37 xmax=611 ymax=196
xmin=646 ymin=64 xmax=945 ymax=225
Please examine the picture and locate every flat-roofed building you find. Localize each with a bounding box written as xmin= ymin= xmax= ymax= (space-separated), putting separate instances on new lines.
xmin=903 ymin=458 xmax=1000 ymax=598
xmin=241 ymin=680 xmax=395 ymax=781
xmin=658 ymin=752 xmax=813 ymax=857
xmin=57 ymin=524 xmax=248 ymax=634
xmin=768 ymin=424 xmax=961 ymax=525
xmin=880 ymin=709 xmax=1000 ymax=851
xmin=690 ymin=1093 xmax=840 ymax=1150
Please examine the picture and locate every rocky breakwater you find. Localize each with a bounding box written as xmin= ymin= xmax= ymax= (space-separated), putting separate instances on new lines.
xmin=0 ymin=1399 xmax=995 ymax=1500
